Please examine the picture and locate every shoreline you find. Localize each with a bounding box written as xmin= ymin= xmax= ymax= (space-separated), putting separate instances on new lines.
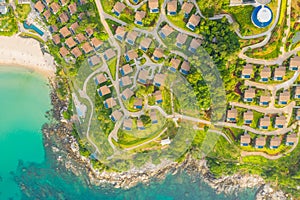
xmin=40 ymin=84 xmax=287 ymax=200
xmin=0 ymin=35 xmax=56 ymax=79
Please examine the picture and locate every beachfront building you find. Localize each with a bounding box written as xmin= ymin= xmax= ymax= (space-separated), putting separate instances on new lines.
xmin=52 ymin=34 xmax=60 ymax=45
xmin=159 ymin=24 xmax=174 ymax=39
xmin=124 ymin=50 xmax=138 ymax=62
xmin=148 ymin=0 xmax=159 ymax=13
xmin=240 ymin=134 xmax=251 ymax=146
xmin=294 ymin=86 xmax=300 ymax=99
xmin=98 ymin=85 xmax=111 ymax=97
xmin=226 ymin=108 xmax=237 ymax=122
xmin=273 ymin=66 xmax=286 ymax=81
xmin=260 ymin=66 xmax=271 ymax=82
xmin=104 ymin=97 xmax=117 ymax=109
xmin=243 ymin=110 xmax=253 ymax=125
xmin=150 ymin=110 xmax=158 ymax=124
xmin=274 ymin=116 xmax=286 ymax=128
xmin=243 ymin=88 xmax=255 ymax=102
xmin=167 ymin=0 xmax=177 ymax=15
xmin=138 ymin=70 xmax=149 ymax=84
xmin=169 ymin=58 xmax=181 ymax=72
xmin=176 ymin=33 xmax=188 ymax=48
xmin=259 ymin=95 xmax=271 ymax=106
xmin=123 ymin=118 xmax=133 ymax=130
xmin=188 ymin=38 xmax=202 ymax=53
xmin=126 ymin=31 xmax=138 ymax=45
xmin=95 ymin=73 xmax=107 ymax=85
xmin=259 ymin=116 xmax=270 ymax=130
xmin=120 ymin=64 xmax=133 ymax=76
xmin=270 ymin=137 xmax=281 ymax=149
xmin=153 ymin=73 xmax=167 ymax=87
xmin=186 ymin=14 xmax=200 ymax=31
xmin=181 ymin=2 xmax=194 ymax=18
xmin=134 ymin=98 xmax=143 ymax=109
xmin=119 ymin=76 xmax=132 ymax=87
xmin=152 ymin=48 xmax=164 ymax=61
xmin=286 ymin=134 xmax=297 ymax=146
xmin=137 ymin=119 xmax=145 ymax=130
xmin=88 ymin=55 xmax=101 ymax=67
xmin=115 ymin=26 xmax=127 ymax=41
xmin=103 ymin=49 xmax=116 ymax=61
xmin=278 ymin=90 xmax=290 ymax=105
xmin=135 ymin=11 xmax=146 ymax=25
xmin=112 ymin=2 xmax=126 ymax=17
xmin=140 ymin=38 xmax=152 ymax=51
xmin=241 ymin=64 xmax=253 ymax=79
xmin=153 ymin=90 xmax=163 ymax=103
xmin=180 ymin=61 xmax=190 ymax=75
xmin=110 ymin=110 xmax=123 ymax=122
xmin=289 ymin=56 xmax=300 ymax=71
xmin=255 ymin=137 xmax=266 ymax=149
xmin=43 ymin=10 xmax=51 ymax=21
xmin=121 ymin=88 xmax=134 ymax=100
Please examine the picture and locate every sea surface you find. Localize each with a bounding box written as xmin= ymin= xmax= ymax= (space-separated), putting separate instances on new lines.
xmin=0 ymin=66 xmax=257 ymax=200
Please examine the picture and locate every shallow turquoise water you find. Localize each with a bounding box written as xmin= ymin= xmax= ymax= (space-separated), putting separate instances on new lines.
xmin=0 ymin=67 xmax=257 ymax=199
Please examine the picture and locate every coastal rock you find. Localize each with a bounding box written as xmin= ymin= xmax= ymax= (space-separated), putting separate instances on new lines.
xmin=256 ymin=184 xmax=287 ymax=200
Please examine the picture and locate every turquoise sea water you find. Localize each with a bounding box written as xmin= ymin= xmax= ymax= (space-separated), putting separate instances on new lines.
xmin=0 ymin=67 xmax=257 ymax=199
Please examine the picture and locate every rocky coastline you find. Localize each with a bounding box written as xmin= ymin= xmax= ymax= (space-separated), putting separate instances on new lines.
xmin=42 ymin=83 xmax=288 ymax=200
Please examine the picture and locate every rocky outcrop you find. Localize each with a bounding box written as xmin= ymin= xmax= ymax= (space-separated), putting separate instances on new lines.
xmin=256 ymin=184 xmax=287 ymax=200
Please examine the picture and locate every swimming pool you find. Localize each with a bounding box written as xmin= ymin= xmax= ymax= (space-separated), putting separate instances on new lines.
xmin=23 ymin=21 xmax=44 ymax=36
xmin=251 ymin=5 xmax=273 ymax=28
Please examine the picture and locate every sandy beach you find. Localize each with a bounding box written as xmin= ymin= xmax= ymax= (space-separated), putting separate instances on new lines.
xmin=0 ymin=35 xmax=56 ymax=78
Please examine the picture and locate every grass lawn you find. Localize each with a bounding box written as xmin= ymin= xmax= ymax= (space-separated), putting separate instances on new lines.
xmin=15 ymin=3 xmax=31 ymax=21
xmin=107 ymin=57 xmax=117 ymax=80
xmin=0 ymin=8 xmax=18 ymax=36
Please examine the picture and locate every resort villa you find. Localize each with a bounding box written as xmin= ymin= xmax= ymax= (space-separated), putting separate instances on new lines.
xmin=121 ymin=88 xmax=134 ymax=100
xmin=124 ymin=50 xmax=138 ymax=62
xmin=188 ymin=38 xmax=202 ymax=53
xmin=140 ymin=38 xmax=152 ymax=51
xmin=273 ymin=66 xmax=286 ymax=81
xmin=110 ymin=110 xmax=123 ymax=122
xmin=278 ymin=90 xmax=290 ymax=105
xmin=243 ymin=110 xmax=253 ymax=125
xmin=98 ymin=85 xmax=111 ymax=97
xmin=120 ymin=64 xmax=133 ymax=76
xmin=153 ymin=73 xmax=167 ymax=87
xmin=244 ymin=88 xmax=256 ymax=102
xmin=270 ymin=137 xmax=281 ymax=149
xmin=226 ymin=108 xmax=237 ymax=122
xmin=126 ymin=31 xmax=139 ymax=45
xmin=113 ymin=2 xmax=126 ymax=17
xmin=255 ymin=137 xmax=266 ymax=149
xmin=180 ymin=61 xmax=190 ymax=75
xmin=289 ymin=56 xmax=300 ymax=71
xmin=286 ymin=134 xmax=297 ymax=146
xmin=138 ymin=70 xmax=149 ymax=84
xmin=260 ymin=66 xmax=271 ymax=82
xmin=123 ymin=118 xmax=133 ymax=130
xmin=259 ymin=94 xmax=271 ymax=106
xmin=115 ymin=26 xmax=127 ymax=41
xmin=167 ymin=0 xmax=177 ymax=15
xmin=159 ymin=24 xmax=174 ymax=39
xmin=274 ymin=115 xmax=286 ymax=128
xmin=135 ymin=11 xmax=146 ymax=25
xmin=169 ymin=58 xmax=181 ymax=72
xmin=148 ymin=0 xmax=159 ymax=13
xmin=181 ymin=2 xmax=194 ymax=18
xmin=240 ymin=134 xmax=251 ymax=146
xmin=152 ymin=48 xmax=164 ymax=61
xmin=241 ymin=64 xmax=253 ymax=79
xmin=104 ymin=97 xmax=117 ymax=109
xmin=259 ymin=116 xmax=270 ymax=130
xmin=176 ymin=33 xmax=188 ymax=48
xmin=103 ymin=49 xmax=116 ymax=61
xmin=186 ymin=14 xmax=200 ymax=31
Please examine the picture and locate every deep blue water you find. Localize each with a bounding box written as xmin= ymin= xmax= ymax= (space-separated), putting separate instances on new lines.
xmin=0 ymin=67 xmax=257 ymax=199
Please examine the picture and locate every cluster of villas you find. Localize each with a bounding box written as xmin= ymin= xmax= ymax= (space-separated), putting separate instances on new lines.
xmin=240 ymin=133 xmax=297 ymax=149
xmin=227 ymin=108 xmax=292 ymax=129
xmin=34 ymin=0 xmax=103 ymax=61
xmin=241 ymin=56 xmax=300 ymax=82
xmin=112 ymin=0 xmax=201 ymax=31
